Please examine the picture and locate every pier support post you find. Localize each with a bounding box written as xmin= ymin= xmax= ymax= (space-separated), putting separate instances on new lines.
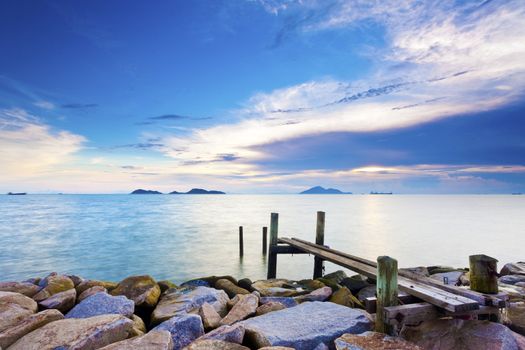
xmin=376 ymin=256 xmax=398 ymax=335
xmin=262 ymin=226 xmax=268 ymax=255
xmin=267 ymin=213 xmax=279 ymax=279
xmin=239 ymin=226 xmax=244 ymax=257
xmin=469 ymin=254 xmax=498 ymax=294
xmin=313 ymin=211 xmax=325 ymax=279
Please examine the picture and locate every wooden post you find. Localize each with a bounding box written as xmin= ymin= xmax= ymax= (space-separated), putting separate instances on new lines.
xmin=262 ymin=226 xmax=268 ymax=255
xmin=376 ymin=256 xmax=398 ymax=334
xmin=267 ymin=213 xmax=279 ymax=279
xmin=313 ymin=211 xmax=325 ymax=279
xmin=239 ymin=226 xmax=244 ymax=257
xmin=469 ymin=254 xmax=498 ymax=294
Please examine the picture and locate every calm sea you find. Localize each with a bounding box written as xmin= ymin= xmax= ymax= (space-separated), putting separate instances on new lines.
xmin=0 ymin=194 xmax=523 ymax=283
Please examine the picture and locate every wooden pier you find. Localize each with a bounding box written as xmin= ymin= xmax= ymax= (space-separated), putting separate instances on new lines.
xmin=253 ymin=211 xmax=509 ymax=334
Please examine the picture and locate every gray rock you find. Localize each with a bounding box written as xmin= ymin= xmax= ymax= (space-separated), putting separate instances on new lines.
xmin=99 ymin=330 xmax=174 ymax=350
xmin=199 ymin=302 xmax=222 ymax=331
xmin=65 ymin=292 xmax=134 ymax=319
xmin=78 ymin=285 xmax=107 ymax=302
xmin=38 ymin=288 xmax=76 ymax=313
xmin=357 ymin=285 xmax=376 ymax=301
xmin=500 ymin=275 xmax=525 ymax=285
xmin=256 ymin=301 xmax=286 ymax=316
xmin=260 ymin=297 xmax=298 ymax=308
xmin=430 ymin=271 xmax=465 ymax=286
xmin=153 ymin=314 xmax=205 ymax=350
xmin=241 ymin=301 xmax=373 ymax=349
xmin=323 ymin=271 xmax=348 ymax=284
xmin=340 ymin=275 xmax=370 ymax=294
xmin=501 ymin=262 xmax=525 ymax=276
xmin=294 ymin=287 xmax=332 ymax=303
xmin=221 ymin=294 xmax=258 ymax=326
xmin=200 ymin=324 xmax=245 ymax=344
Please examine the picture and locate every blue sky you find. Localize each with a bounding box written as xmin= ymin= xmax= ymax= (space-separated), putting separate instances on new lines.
xmin=1 ymin=0 xmax=524 ymax=193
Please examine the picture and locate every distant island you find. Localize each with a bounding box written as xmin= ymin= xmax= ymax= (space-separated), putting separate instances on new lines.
xmin=130 ymin=189 xmax=163 ymax=194
xmin=370 ymin=191 xmax=393 ymax=195
xmin=7 ymin=192 xmax=27 ymax=195
xmin=130 ymin=188 xmax=226 ymax=195
xmin=300 ymin=186 xmax=351 ymax=194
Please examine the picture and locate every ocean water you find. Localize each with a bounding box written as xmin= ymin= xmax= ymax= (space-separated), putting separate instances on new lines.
xmin=0 ymin=194 xmax=523 ymax=283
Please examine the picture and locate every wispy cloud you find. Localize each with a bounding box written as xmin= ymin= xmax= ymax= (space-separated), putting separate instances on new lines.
xmin=61 ymin=103 xmax=98 ymax=109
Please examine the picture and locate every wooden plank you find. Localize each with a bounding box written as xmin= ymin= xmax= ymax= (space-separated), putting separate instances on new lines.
xmin=376 ymin=256 xmax=398 ymax=334
xmin=273 ymin=245 xmax=309 ymax=254
xmin=313 ymin=211 xmax=325 ymax=279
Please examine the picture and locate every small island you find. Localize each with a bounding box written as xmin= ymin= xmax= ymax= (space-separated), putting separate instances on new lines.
xmin=171 ymin=188 xmax=225 ymax=194
xmin=7 ymin=192 xmax=27 ymax=195
xmin=300 ymin=186 xmax=351 ymax=194
xmin=130 ymin=189 xmax=163 ymax=194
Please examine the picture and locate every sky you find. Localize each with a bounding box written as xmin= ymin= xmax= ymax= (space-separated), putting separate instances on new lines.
xmin=1 ymin=0 xmax=525 ymax=194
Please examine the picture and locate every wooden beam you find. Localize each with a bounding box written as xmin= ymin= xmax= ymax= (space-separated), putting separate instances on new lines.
xmin=272 ymin=245 xmax=309 ymax=254
xmin=313 ymin=211 xmax=325 ymax=279
xmin=376 ymin=256 xmax=398 ymax=334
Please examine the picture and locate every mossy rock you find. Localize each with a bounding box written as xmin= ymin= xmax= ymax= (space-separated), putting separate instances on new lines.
xmin=340 ymin=275 xmax=371 ymax=294
xmin=158 ymin=280 xmax=178 ymax=294
xmin=315 ymin=278 xmax=341 ymax=291
xmin=184 ymin=276 xmax=238 ymax=288
xmin=427 ymin=266 xmax=467 ymax=275
xmin=111 ymin=275 xmax=161 ymax=308
xmin=76 ymin=280 xmax=118 ymax=295
xmin=329 ymin=286 xmax=364 ymax=309
xmin=33 ymin=275 xmax=75 ymax=301
xmin=238 ymin=278 xmax=254 ymax=292
xmin=322 ymin=270 xmax=348 ymax=284
xmin=297 ymin=279 xmax=326 ymax=291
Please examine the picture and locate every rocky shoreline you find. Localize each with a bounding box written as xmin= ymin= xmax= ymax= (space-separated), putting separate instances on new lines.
xmin=1 ymin=262 xmax=525 ymax=349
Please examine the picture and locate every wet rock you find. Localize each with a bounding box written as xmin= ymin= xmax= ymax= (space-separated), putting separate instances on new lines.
xmin=131 ymin=314 xmax=146 ymax=336
xmin=323 ymin=270 xmax=348 ymax=284
xmin=184 ymin=339 xmax=249 ymax=350
xmin=32 ymin=275 xmax=75 ymax=301
xmin=238 ymin=278 xmax=254 ymax=292
xmin=0 ymin=309 xmax=63 ymax=349
xmin=159 ymin=280 xmax=179 ymax=293
xmin=357 ymin=285 xmax=376 ymax=301
xmin=100 ymin=330 xmax=174 ymax=350
xmin=200 ymin=302 xmax=222 ymax=330
xmin=506 ymin=303 xmax=525 ymax=336
xmin=400 ymin=318 xmax=525 ymax=350
xmin=260 ymin=296 xmax=298 ymax=308
xmin=501 ymin=262 xmax=525 ymax=276
xmin=0 ymin=292 xmax=38 ymax=332
xmin=252 ymin=279 xmax=303 ymax=297
xmin=111 ymin=275 xmax=161 ymax=308
xmin=78 ymin=285 xmax=107 ymax=302
xmin=8 ymin=314 xmax=133 ymax=350
xmin=200 ymin=324 xmax=245 ymax=344
xmin=152 ymin=286 xmax=229 ymax=325
xmin=335 ymin=331 xmax=422 ymax=349
xmin=0 ymin=282 xmax=41 ymax=297
xmin=329 ymin=286 xmax=363 ymax=308
xmin=256 ymin=301 xmax=285 ymax=316
xmin=76 ymin=279 xmax=118 ymax=295
xmin=340 ymin=275 xmax=370 ymax=294
xmin=216 ymin=279 xmax=250 ymax=298
xmin=38 ymin=288 xmax=76 ymax=313
xmin=241 ymin=301 xmax=373 ymax=349
xmin=153 ymin=314 xmax=205 ymax=350
xmin=500 ymin=275 xmax=525 ymax=285
xmin=221 ymin=294 xmax=258 ymax=326
xmin=66 ymin=292 xmax=134 ymax=319
xmin=295 ymin=286 xmax=332 ymax=303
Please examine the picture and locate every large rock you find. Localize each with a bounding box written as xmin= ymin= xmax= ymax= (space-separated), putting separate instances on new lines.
xmin=199 ymin=302 xmax=222 ymax=330
xmin=260 ymin=297 xmax=298 ymax=308
xmin=76 ymin=279 xmax=118 ymax=294
xmin=323 ymin=271 xmax=348 ymax=284
xmin=329 ymin=286 xmax=363 ymax=308
xmin=99 ymin=330 xmax=174 ymax=350
xmin=152 ymin=286 xmax=229 ymax=325
xmin=32 ymin=275 xmax=74 ymax=301
xmin=8 ymin=314 xmax=133 ymax=350
xmin=241 ymin=301 xmax=373 ymax=349
xmin=66 ymin=292 xmax=134 ymax=319
xmin=111 ymin=275 xmax=161 ymax=308
xmin=294 ymin=287 xmax=332 ymax=303
xmin=252 ymin=280 xmax=303 ymax=297
xmin=130 ymin=314 xmax=147 ymax=336
xmin=78 ymin=285 xmax=107 ymax=302
xmin=400 ymin=318 xmax=525 ymax=350
xmin=340 ymin=275 xmax=371 ymax=294
xmin=357 ymin=286 xmax=376 ymax=301
xmin=256 ymin=301 xmax=285 ymax=316
xmin=430 ymin=271 xmax=466 ymax=286
xmin=38 ymin=288 xmax=76 ymax=313
xmin=501 ymin=275 xmax=525 ymax=286
xmin=506 ymin=303 xmax=525 ymax=336
xmin=0 ymin=292 xmax=38 ymax=332
xmin=221 ymin=294 xmax=258 ymax=326
xmin=200 ymin=324 xmax=245 ymax=344
xmin=0 ymin=282 xmax=41 ymax=297
xmin=335 ymin=331 xmax=422 ymax=349
xmin=215 ymin=279 xmax=250 ymax=298
xmin=0 ymin=291 xmax=37 ymax=313
xmin=0 ymin=309 xmax=63 ymax=349
xmin=159 ymin=280 xmax=179 ymax=293
xmin=153 ymin=314 xmax=205 ymax=350
xmin=501 ymin=262 xmax=525 ymax=276
xmin=184 ymin=339 xmax=249 ymax=350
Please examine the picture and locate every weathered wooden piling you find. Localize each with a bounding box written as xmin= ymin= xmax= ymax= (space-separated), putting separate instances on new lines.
xmin=469 ymin=254 xmax=498 ymax=294
xmin=239 ymin=226 xmax=244 ymax=257
xmin=262 ymin=226 xmax=268 ymax=255
xmin=313 ymin=211 xmax=325 ymax=279
xmin=376 ymin=256 xmax=398 ymax=334
xmin=267 ymin=213 xmax=279 ymax=279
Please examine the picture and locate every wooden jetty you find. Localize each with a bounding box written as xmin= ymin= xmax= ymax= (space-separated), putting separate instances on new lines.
xmin=243 ymin=211 xmax=510 ymax=334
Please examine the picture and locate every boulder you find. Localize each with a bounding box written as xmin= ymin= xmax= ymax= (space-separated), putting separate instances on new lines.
xmin=0 ymin=291 xmax=37 ymax=313
xmin=153 ymin=314 xmax=205 ymax=350
xmin=67 ymin=275 xmax=84 ymax=287
xmin=7 ymin=314 xmax=133 ymax=350
xmin=501 ymin=275 xmax=525 ymax=286
xmin=329 ymin=286 xmax=363 ymax=308
xmin=335 ymin=331 xmax=422 ymax=349
xmin=0 ymin=282 xmax=41 ymax=297
xmin=430 ymin=271 xmax=466 ymax=286
xmin=297 ymin=279 xmax=326 ymax=291
xmin=315 ymin=278 xmax=342 ymax=291
xmin=256 ymin=301 xmax=285 ymax=316
xmin=159 ymin=280 xmax=179 ymax=293
xmin=294 ymin=287 xmax=332 ymax=303
xmin=0 ymin=309 xmax=63 ymax=349
xmin=323 ymin=270 xmax=348 ymax=284
xmin=215 ymin=279 xmax=250 ymax=298
xmin=78 ymin=285 xmax=107 ymax=302
xmin=76 ymin=279 xmax=118 ymax=294
xmin=506 ymin=303 xmax=525 ymax=336
xmin=131 ymin=314 xmax=147 ymax=336
xmin=340 ymin=275 xmax=370 ymax=294
xmin=199 ymin=302 xmax=222 ymax=330
xmin=238 ymin=278 xmax=254 ymax=292
xmin=152 ymin=286 xmax=229 ymax=325
xmin=66 ymin=292 xmax=134 ymax=319
xmin=0 ymin=292 xmax=38 ymax=332
xmin=357 ymin=286 xmax=376 ymax=301
xmin=400 ymin=318 xmax=525 ymax=350
xmin=32 ymin=275 xmax=74 ymax=301
xmin=181 ymin=280 xmax=211 ymax=288
xmin=501 ymin=262 xmax=525 ymax=276
xmin=252 ymin=280 xmax=302 ymax=297
xmin=200 ymin=324 xmax=245 ymax=344
xmin=184 ymin=339 xmax=249 ymax=350
xmin=38 ymin=288 xmax=76 ymax=313
xmin=260 ymin=297 xmax=298 ymax=308
xmin=241 ymin=301 xmax=373 ymax=349
xmin=111 ymin=275 xmax=161 ymax=308
xmin=220 ymin=294 xmax=258 ymax=326
xmin=183 ymin=276 xmax=237 ymax=288
xmin=99 ymin=330 xmax=174 ymax=350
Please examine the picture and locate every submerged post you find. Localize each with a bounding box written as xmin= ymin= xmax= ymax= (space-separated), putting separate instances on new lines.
xmin=313 ymin=211 xmax=325 ymax=279
xmin=262 ymin=226 xmax=268 ymax=255
xmin=376 ymin=256 xmax=398 ymax=334
xmin=469 ymin=254 xmax=498 ymax=294
xmin=239 ymin=226 xmax=244 ymax=257
xmin=267 ymin=213 xmax=279 ymax=279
